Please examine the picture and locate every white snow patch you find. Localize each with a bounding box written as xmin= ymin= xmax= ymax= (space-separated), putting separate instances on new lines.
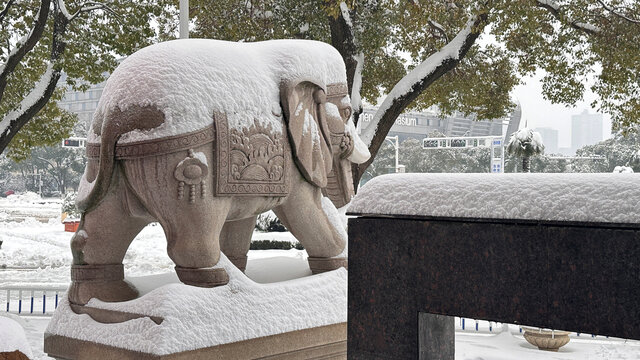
xmin=324 ymin=102 xmax=341 ymax=119
xmin=349 ymin=173 xmax=640 ymax=224
xmin=89 ymin=39 xmax=347 ymax=144
xmin=351 ymin=52 xmax=364 ymax=113
xmin=0 ymin=315 xmax=34 ymax=358
xmin=45 ymin=253 xmax=346 ymax=354
xmin=321 ymin=196 xmax=348 ymax=258
xmin=613 ymin=166 xmax=634 ymax=174
xmin=191 ymin=151 xmax=208 ymax=166
xmin=303 ymin=109 xmax=321 ymax=148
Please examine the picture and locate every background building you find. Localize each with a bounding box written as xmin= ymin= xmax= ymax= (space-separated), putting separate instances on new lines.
xmin=358 ymin=106 xmax=512 ymax=143
xmin=571 ymin=109 xmax=603 ymax=154
xmin=57 ymin=72 xmax=108 ymax=137
xmin=533 ymin=127 xmax=559 ymax=154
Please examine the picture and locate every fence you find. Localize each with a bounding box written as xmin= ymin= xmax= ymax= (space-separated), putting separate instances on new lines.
xmin=1 ymin=284 xmax=68 ymax=316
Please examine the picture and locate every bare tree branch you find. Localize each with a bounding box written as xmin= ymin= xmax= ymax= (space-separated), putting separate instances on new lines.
xmin=535 ymin=0 xmax=601 ymax=35
xmin=0 ymin=0 xmax=16 ymax=24
xmin=596 ymin=0 xmax=640 ymax=24
xmin=0 ymin=0 xmax=51 ymax=104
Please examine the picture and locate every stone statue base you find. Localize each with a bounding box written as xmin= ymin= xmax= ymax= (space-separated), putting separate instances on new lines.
xmin=44 ymin=255 xmax=347 ymax=359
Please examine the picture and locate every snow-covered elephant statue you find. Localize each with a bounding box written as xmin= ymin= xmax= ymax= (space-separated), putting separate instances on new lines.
xmin=68 ymin=39 xmax=370 ymax=305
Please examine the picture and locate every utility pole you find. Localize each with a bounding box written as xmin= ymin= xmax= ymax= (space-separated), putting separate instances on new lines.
xmin=385 ymin=136 xmax=401 ymax=173
xmin=180 ymin=0 xmax=189 ymax=39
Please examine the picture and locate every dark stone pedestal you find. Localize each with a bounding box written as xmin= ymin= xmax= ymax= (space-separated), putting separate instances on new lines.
xmin=347 ymin=215 xmax=640 ymax=359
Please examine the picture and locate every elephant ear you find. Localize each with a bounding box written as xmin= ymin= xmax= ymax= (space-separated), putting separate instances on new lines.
xmin=281 ymin=79 xmax=333 ymax=188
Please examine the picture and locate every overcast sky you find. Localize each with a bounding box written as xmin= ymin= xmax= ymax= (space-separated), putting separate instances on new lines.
xmin=511 ymin=71 xmax=612 ymax=148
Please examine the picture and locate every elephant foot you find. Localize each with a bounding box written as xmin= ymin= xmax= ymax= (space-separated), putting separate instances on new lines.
xmin=68 ymin=264 xmax=138 ymax=305
xmin=308 ymin=257 xmax=348 ymax=274
xmin=175 ymin=266 xmax=229 ymax=287
xmin=227 ymin=255 xmax=248 ymax=272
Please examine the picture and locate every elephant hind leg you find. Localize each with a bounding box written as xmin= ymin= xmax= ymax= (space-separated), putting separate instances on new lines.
xmin=162 ymin=198 xmax=233 ymax=288
xmin=219 ymin=216 xmax=256 ymax=272
xmin=274 ymin=182 xmax=347 ymax=275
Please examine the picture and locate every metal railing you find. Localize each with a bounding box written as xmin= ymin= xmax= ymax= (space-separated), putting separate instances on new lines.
xmin=1 ymin=284 xmax=68 ymax=316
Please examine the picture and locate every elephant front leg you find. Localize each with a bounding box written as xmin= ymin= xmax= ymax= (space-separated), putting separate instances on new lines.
xmin=69 ymin=179 xmax=152 ymax=305
xmin=219 ymin=216 xmax=256 ymax=272
xmin=163 ymin=198 xmax=233 ymax=288
xmin=275 ymin=182 xmax=347 ymax=274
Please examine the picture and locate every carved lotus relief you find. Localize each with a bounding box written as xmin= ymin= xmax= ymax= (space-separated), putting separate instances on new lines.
xmin=215 ymin=113 xmax=289 ymax=196
xmin=229 ymin=123 xmax=285 ymax=182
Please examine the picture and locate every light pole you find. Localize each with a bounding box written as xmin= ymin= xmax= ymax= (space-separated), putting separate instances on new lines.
xmin=385 ymin=135 xmax=400 ymax=173
xmin=179 ymin=0 xmax=189 ymax=39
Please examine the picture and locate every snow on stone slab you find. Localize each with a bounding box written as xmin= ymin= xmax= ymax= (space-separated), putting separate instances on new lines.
xmin=89 ymin=39 xmax=347 ymax=144
xmin=348 ymin=173 xmax=640 ymax=224
xmin=0 ymin=314 xmax=34 ymax=358
xmin=45 ymin=253 xmax=346 ymax=355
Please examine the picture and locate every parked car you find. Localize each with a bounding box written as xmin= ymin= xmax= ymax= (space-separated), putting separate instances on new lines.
xmin=1 ymin=190 xmax=14 ymax=198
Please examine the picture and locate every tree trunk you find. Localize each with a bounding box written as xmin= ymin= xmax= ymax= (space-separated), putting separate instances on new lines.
xmin=522 ymin=157 xmax=530 ymax=173
xmin=328 ymin=6 xmax=361 ymax=123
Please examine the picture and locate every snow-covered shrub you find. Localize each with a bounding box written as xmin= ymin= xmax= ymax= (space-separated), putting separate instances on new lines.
xmin=62 ymin=192 xmax=81 ymax=220
xmin=612 ymin=166 xmax=634 ymax=173
xmin=250 ymin=240 xmax=303 ymax=250
xmin=255 ymin=211 xmax=287 ymax=232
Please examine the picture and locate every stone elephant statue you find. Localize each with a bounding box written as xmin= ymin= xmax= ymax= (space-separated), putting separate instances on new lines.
xmin=68 ymin=39 xmax=371 ymax=305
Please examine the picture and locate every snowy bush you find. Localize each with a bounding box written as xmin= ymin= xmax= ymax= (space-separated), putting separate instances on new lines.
xmin=612 ymin=166 xmax=634 ymax=173
xmin=255 ymin=211 xmax=287 ymax=232
xmin=62 ymin=192 xmax=81 ymax=220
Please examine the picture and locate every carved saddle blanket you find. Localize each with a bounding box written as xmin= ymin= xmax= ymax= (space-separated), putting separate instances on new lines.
xmin=213 ymin=112 xmax=290 ymax=197
xmin=85 ymin=113 xmax=290 ymax=197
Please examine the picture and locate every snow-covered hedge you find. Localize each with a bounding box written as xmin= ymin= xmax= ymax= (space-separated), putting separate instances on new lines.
xmin=349 ymin=173 xmax=640 ymax=224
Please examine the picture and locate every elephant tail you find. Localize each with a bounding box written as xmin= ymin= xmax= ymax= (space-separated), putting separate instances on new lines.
xmin=76 ymin=105 xmax=165 ymax=212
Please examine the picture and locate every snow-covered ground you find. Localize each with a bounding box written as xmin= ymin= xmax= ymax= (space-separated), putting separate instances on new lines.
xmin=1 ymin=193 xmax=639 ymax=359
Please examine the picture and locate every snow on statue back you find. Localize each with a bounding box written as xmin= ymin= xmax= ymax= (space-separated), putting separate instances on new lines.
xmin=88 ymin=39 xmax=347 ymax=143
xmin=349 ymin=173 xmax=640 ymax=224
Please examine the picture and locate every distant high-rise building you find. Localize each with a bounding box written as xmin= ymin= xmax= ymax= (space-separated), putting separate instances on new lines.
xmin=57 ymin=78 xmax=107 ymax=137
xmin=504 ymin=102 xmax=522 ymax=141
xmin=533 ymin=127 xmax=559 ymax=154
xmin=571 ymin=109 xmax=603 ymax=153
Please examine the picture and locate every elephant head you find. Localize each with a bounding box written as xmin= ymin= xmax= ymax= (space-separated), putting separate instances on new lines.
xmin=280 ymin=79 xmax=370 ymax=209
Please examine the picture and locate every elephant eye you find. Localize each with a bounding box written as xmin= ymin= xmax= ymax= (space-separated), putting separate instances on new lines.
xmin=341 ymin=108 xmax=352 ymax=120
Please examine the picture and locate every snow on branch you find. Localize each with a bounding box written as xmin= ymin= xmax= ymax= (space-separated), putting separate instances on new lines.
xmin=57 ymin=0 xmax=117 ymax=22
xmin=535 ymin=0 xmax=602 ymax=35
xmin=596 ymin=0 xmax=640 ymax=24
xmin=339 ymin=2 xmax=364 ymax=115
xmin=0 ymin=63 xmax=54 ymax=136
xmin=0 ymin=0 xmax=50 ymax=103
xmin=428 ymin=19 xmax=449 ymax=42
xmin=360 ymin=15 xmax=480 ymax=147
xmin=351 ymin=52 xmax=364 ymax=114
xmin=0 ymin=63 xmax=60 ymax=151
xmin=0 ymin=0 xmax=16 ymax=23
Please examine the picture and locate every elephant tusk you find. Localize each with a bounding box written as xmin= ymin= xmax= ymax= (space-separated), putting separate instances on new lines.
xmin=345 ymin=119 xmax=371 ymax=164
